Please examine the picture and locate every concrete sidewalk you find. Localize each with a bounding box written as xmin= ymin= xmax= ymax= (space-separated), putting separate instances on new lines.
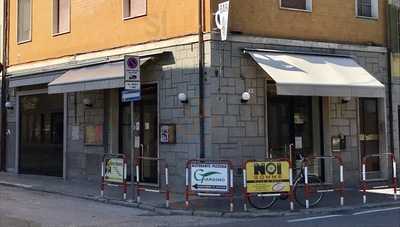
xmin=0 ymin=172 xmax=399 ymax=217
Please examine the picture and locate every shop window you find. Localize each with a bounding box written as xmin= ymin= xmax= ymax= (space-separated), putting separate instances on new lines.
xmin=52 ymin=0 xmax=70 ymax=35
xmin=280 ymin=0 xmax=312 ymax=11
xmin=17 ymin=0 xmax=32 ymax=43
xmin=123 ymin=0 xmax=147 ymax=19
xmin=356 ymin=0 xmax=379 ymax=18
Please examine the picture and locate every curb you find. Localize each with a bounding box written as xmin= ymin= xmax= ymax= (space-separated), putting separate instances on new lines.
xmin=1 ymin=181 xmax=400 ymax=218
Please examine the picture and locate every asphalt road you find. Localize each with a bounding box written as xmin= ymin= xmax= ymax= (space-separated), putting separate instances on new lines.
xmin=198 ymin=207 xmax=400 ymax=227
xmin=1 ymin=184 xmax=400 ymax=227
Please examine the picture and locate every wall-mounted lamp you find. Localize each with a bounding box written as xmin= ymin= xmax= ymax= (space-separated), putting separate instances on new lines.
xmin=5 ymin=101 xmax=13 ymax=110
xmin=83 ymin=98 xmax=93 ymax=107
xmin=241 ymin=92 xmax=251 ymax=103
xmin=341 ymin=97 xmax=351 ymax=104
xmin=178 ymin=93 xmax=188 ymax=104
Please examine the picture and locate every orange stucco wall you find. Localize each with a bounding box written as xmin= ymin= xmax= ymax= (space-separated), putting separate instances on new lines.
xmin=9 ymin=0 xmax=387 ymax=66
xmin=211 ymin=0 xmax=387 ymax=46
xmin=9 ymin=0 xmax=201 ymax=66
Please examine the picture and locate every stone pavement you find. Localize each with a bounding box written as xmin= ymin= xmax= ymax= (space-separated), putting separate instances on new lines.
xmin=0 ymin=172 xmax=399 ymax=217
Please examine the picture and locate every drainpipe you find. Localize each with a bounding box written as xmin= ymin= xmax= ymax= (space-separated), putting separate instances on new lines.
xmin=0 ymin=0 xmax=8 ymax=171
xmin=198 ymin=0 xmax=205 ymax=159
xmin=386 ymin=3 xmax=394 ymax=155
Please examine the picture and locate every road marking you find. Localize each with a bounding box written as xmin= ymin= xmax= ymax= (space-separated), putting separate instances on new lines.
xmin=287 ymin=215 xmax=343 ymax=223
xmin=352 ymin=207 xmax=400 ymax=216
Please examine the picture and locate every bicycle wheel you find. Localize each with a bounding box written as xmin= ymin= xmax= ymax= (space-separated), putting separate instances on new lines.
xmin=248 ymin=194 xmax=278 ymax=209
xmin=294 ymin=175 xmax=324 ymax=208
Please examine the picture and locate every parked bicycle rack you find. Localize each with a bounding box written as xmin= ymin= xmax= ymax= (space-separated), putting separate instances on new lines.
xmin=242 ymin=158 xmax=294 ymax=211
xmin=304 ymin=155 xmax=344 ymax=209
xmin=101 ymin=154 xmax=128 ymax=200
xmin=185 ymin=160 xmax=234 ymax=212
xmin=135 ymin=156 xmax=170 ymax=208
xmin=361 ymin=153 xmax=398 ymax=204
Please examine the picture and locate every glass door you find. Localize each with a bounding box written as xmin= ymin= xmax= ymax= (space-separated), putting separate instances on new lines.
xmin=359 ymin=98 xmax=380 ymax=173
xmin=120 ymin=84 xmax=159 ymax=184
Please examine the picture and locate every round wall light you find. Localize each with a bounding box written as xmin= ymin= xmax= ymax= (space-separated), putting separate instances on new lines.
xmin=241 ymin=92 xmax=251 ymax=103
xmin=178 ymin=93 xmax=188 ymax=104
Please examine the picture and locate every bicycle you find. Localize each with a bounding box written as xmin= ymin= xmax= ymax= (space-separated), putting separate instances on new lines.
xmin=247 ymin=150 xmax=324 ymax=209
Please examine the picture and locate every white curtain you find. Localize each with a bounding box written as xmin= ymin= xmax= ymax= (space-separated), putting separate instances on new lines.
xmin=17 ymin=0 xmax=31 ymax=42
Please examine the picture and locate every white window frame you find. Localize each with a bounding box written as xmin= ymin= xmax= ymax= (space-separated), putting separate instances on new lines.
xmin=122 ymin=0 xmax=147 ymax=20
xmin=279 ymin=0 xmax=312 ymax=12
xmin=16 ymin=0 xmax=32 ymax=44
xmin=52 ymin=0 xmax=71 ymax=36
xmin=355 ymin=0 xmax=379 ymax=19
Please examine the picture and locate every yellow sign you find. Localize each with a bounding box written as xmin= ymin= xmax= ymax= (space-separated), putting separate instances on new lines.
xmin=246 ymin=161 xmax=290 ymax=193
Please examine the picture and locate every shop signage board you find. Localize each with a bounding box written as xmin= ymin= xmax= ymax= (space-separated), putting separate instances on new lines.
xmin=190 ymin=162 xmax=229 ymax=192
xmin=104 ymin=157 xmax=125 ymax=184
xmin=123 ymin=55 xmax=141 ymax=102
xmin=215 ymin=1 xmax=230 ymax=41
xmin=246 ymin=161 xmax=290 ymax=193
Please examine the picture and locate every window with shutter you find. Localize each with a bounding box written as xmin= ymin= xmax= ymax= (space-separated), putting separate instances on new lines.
xmin=17 ymin=0 xmax=32 ymax=43
xmin=53 ymin=0 xmax=70 ymax=35
xmin=123 ymin=0 xmax=147 ymax=19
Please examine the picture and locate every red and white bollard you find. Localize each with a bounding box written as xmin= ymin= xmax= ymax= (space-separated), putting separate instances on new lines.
xmin=136 ymin=164 xmax=141 ymax=203
xmin=101 ymin=161 xmax=105 ymax=198
xmin=392 ymin=157 xmax=397 ymax=201
xmin=340 ymin=163 xmax=344 ymax=206
xmin=362 ymin=161 xmax=367 ymax=204
xmin=185 ymin=167 xmax=189 ymax=208
xmin=242 ymin=168 xmax=248 ymax=212
xmin=304 ymin=165 xmax=309 ymax=209
xmin=165 ymin=166 xmax=170 ymax=208
xmin=289 ymin=165 xmax=294 ymax=211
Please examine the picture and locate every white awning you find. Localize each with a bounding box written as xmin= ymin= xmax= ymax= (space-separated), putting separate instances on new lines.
xmin=246 ymin=50 xmax=385 ymax=97
xmin=48 ymin=57 xmax=152 ymax=94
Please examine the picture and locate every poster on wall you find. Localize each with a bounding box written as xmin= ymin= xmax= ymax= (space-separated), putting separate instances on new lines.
xmin=84 ymin=125 xmax=103 ymax=145
xmin=190 ymin=162 xmax=229 ymax=192
xmin=160 ymin=124 xmax=176 ymax=144
xmin=246 ymin=161 xmax=290 ymax=194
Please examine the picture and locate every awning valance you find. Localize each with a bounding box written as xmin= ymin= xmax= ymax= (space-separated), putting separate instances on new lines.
xmin=48 ymin=57 xmax=153 ymax=94
xmin=246 ymin=50 xmax=385 ymax=97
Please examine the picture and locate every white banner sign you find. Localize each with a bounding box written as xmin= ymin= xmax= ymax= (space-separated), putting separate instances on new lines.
xmin=190 ymin=163 xmax=229 ymax=192
xmin=104 ymin=158 xmax=125 ymax=184
xmin=215 ymin=1 xmax=230 ymax=41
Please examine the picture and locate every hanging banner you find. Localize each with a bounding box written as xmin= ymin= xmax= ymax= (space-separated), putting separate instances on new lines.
xmin=190 ymin=162 xmax=229 ymax=192
xmin=246 ymin=161 xmax=290 ymax=193
xmin=215 ymin=1 xmax=230 ymax=41
xmin=104 ymin=157 xmax=125 ymax=184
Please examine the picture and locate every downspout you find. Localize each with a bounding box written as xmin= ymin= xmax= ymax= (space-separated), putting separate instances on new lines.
xmin=198 ymin=0 xmax=205 ymax=159
xmin=386 ymin=3 xmax=394 ymax=155
xmin=0 ymin=0 xmax=8 ymax=171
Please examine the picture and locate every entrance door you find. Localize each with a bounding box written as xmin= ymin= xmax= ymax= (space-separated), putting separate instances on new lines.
xmin=19 ymin=93 xmax=64 ymax=177
xmin=133 ymin=84 xmax=159 ymax=184
xmin=268 ymin=96 xmax=314 ymax=158
xmin=359 ymin=98 xmax=380 ymax=173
